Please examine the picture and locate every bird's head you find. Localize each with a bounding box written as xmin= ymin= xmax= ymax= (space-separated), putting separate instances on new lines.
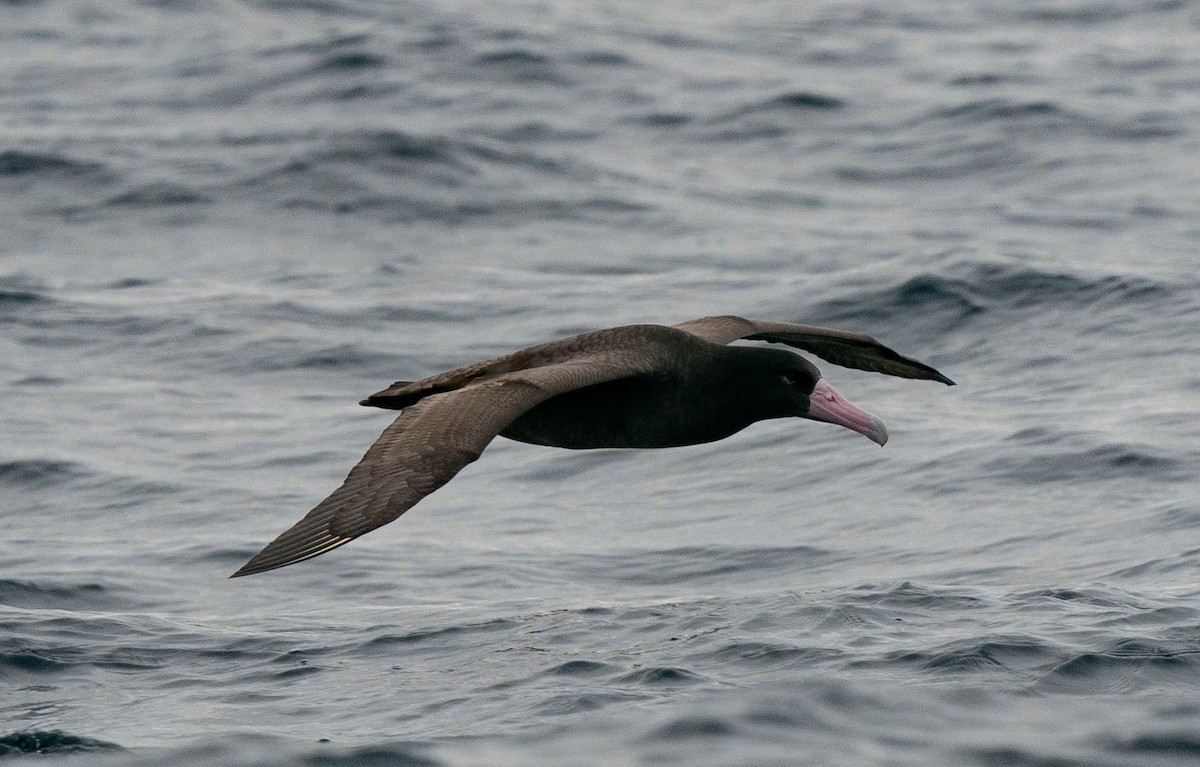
xmin=753 ymin=349 xmax=889 ymax=446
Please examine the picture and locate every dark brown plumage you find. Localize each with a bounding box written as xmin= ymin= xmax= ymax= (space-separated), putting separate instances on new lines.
xmin=231 ymin=316 xmax=953 ymax=577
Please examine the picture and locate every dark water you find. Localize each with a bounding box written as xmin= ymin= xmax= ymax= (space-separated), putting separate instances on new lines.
xmin=3 ymin=0 xmax=1200 ymax=764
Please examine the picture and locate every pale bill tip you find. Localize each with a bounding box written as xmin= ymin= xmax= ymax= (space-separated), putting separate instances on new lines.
xmin=867 ymin=416 xmax=889 ymax=447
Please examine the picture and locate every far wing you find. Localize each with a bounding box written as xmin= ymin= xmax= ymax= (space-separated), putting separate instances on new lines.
xmin=363 ymin=324 xmax=683 ymax=410
xmin=673 ymin=315 xmax=954 ymax=385
xmin=232 ymin=354 xmax=661 ymax=576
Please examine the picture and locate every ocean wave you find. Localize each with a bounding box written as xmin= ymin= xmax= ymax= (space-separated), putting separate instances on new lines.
xmin=1147 ymin=502 xmax=1200 ymax=533
xmin=531 ymin=691 xmax=647 ymax=716
xmin=874 ymin=635 xmax=1059 ymax=675
xmin=1110 ymin=731 xmax=1200 ymax=758
xmin=919 ymin=95 xmax=1183 ymax=142
xmin=1038 ymin=637 xmax=1200 ymax=693
xmin=104 ymin=181 xmax=213 ymax=208
xmin=0 ymin=149 xmax=111 ymax=182
xmin=541 ymin=659 xmax=615 ymax=677
xmin=311 ymin=50 xmax=388 ymax=74
xmin=987 ymin=438 xmax=1188 ymax=484
xmin=617 ymin=666 xmax=706 ymax=686
xmin=571 ymin=49 xmax=634 ymax=68
xmin=834 ymin=138 xmax=1016 ymax=182
xmin=843 ymin=580 xmax=987 ymax=610
xmin=1105 ymin=550 xmax=1200 ymax=580
xmin=647 ymin=714 xmax=739 ymax=740
xmin=315 ymin=130 xmax=477 ymax=172
xmin=220 ymin=338 xmax=401 ymax=374
xmin=358 ymin=618 xmax=516 ymax=652
xmin=114 ymin=737 xmax=447 ymax=767
xmin=0 ymin=147 xmax=126 ymax=219
xmin=0 ymin=730 xmax=123 ymax=757
xmin=0 ymin=578 xmax=124 ymax=611
xmin=1018 ymin=0 xmax=1188 ymax=24
xmin=1011 ymin=587 xmax=1140 ymax=608
xmin=813 ymin=261 xmax=1174 ymax=326
xmin=721 ymin=90 xmax=847 ymax=120
xmin=0 ymin=288 xmax=48 ymax=306
xmin=697 ymin=90 xmax=848 ymax=141
xmin=15 ymin=306 xmax=228 ymax=360
xmin=578 ymin=544 xmax=838 ymax=586
xmin=0 ymin=276 xmax=53 ymax=307
xmin=933 ymin=97 xmax=1068 ymax=124
xmin=0 ymin=459 xmax=90 ymax=490
xmin=701 ymin=641 xmax=846 ymax=669
xmin=0 ymin=649 xmax=68 ymax=674
xmin=473 ymin=48 xmax=572 ymax=86
xmin=0 ymin=611 xmax=294 ymax=679
xmin=838 ymin=93 xmax=1181 ymax=183
xmin=227 ymin=128 xmax=642 ymax=221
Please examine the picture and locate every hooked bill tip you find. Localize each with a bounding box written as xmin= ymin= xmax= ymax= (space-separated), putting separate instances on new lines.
xmin=868 ymin=416 xmax=889 ymax=447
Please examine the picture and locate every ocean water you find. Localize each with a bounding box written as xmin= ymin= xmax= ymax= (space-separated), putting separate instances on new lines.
xmin=3 ymin=0 xmax=1200 ymax=764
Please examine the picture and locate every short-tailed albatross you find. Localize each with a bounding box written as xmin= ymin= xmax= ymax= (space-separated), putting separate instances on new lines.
xmin=232 ymin=315 xmax=953 ymax=576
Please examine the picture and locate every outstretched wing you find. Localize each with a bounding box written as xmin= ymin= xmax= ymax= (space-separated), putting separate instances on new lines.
xmin=232 ymin=354 xmax=660 ymax=577
xmin=363 ymin=323 xmax=685 ymax=410
xmin=673 ymin=315 xmax=955 ymax=385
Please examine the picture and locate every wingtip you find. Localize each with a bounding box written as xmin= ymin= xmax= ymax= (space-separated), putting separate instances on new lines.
xmin=229 ymin=560 xmax=265 ymax=578
xmin=229 ymin=556 xmax=293 ymax=578
xmin=228 ymin=531 xmax=358 ymax=579
xmin=918 ymin=363 xmax=955 ymax=386
xmin=229 ymin=546 xmax=300 ymax=578
xmin=228 ymin=551 xmax=297 ymax=578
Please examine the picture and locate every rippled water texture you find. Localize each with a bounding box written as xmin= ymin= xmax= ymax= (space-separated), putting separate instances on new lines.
xmin=3 ymin=0 xmax=1199 ymax=765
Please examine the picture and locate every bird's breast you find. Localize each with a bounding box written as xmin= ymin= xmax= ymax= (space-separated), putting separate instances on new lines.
xmin=499 ymin=375 xmax=753 ymax=449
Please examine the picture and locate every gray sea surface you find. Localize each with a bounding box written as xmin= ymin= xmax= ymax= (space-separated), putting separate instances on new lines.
xmin=3 ymin=0 xmax=1200 ymax=764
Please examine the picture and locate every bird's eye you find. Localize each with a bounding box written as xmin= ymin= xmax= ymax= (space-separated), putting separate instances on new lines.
xmin=782 ymin=370 xmax=814 ymax=391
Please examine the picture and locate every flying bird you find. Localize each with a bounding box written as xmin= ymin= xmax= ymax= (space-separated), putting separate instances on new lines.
xmin=232 ymin=315 xmax=954 ymax=577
